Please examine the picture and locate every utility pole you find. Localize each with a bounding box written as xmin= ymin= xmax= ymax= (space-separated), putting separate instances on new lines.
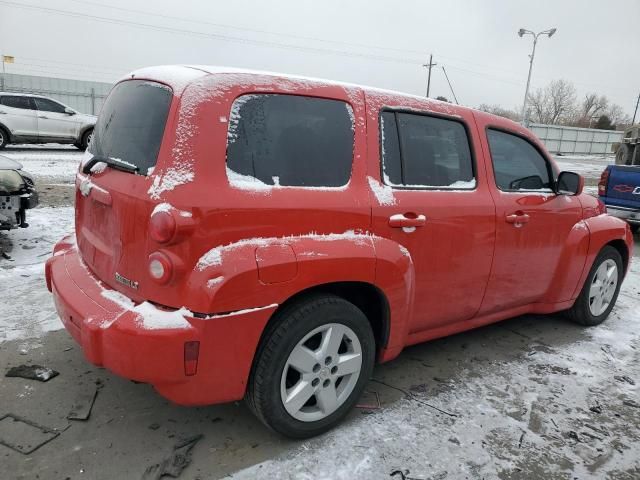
xmin=633 ymin=91 xmax=640 ymax=125
xmin=423 ymin=54 xmax=437 ymax=98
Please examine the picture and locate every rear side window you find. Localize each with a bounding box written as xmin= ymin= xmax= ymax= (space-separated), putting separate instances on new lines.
xmin=34 ymin=97 xmax=67 ymax=113
xmin=487 ymin=129 xmax=551 ymax=190
xmin=1 ymin=96 xmax=34 ymax=110
xmin=381 ymin=111 xmax=475 ymax=188
xmin=90 ymin=80 xmax=172 ymax=175
xmin=226 ymin=94 xmax=354 ymax=187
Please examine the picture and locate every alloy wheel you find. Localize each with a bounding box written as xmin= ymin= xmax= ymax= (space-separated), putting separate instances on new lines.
xmin=280 ymin=323 xmax=363 ymax=422
xmin=588 ymin=259 xmax=618 ymax=316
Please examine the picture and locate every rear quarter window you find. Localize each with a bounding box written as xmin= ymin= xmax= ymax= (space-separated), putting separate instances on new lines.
xmin=226 ymin=94 xmax=354 ymax=187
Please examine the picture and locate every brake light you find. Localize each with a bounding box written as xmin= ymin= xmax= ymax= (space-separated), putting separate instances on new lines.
xmin=148 ymin=251 xmax=173 ymax=284
xmin=184 ymin=341 xmax=200 ymax=376
xmin=597 ymin=169 xmax=610 ymax=196
xmin=149 ymin=211 xmax=177 ymax=243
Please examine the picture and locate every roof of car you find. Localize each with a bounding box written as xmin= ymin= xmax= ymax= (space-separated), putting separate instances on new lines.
xmin=0 ymin=91 xmax=52 ymax=99
xmin=123 ymin=65 xmax=523 ymax=131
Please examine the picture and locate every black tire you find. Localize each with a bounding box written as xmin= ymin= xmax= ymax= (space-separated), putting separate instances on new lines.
xmin=77 ymin=129 xmax=93 ymax=151
xmin=0 ymin=127 xmax=8 ymax=149
xmin=615 ymin=144 xmax=632 ymax=166
xmin=630 ymin=224 xmax=639 ymax=235
xmin=566 ymin=246 xmax=624 ymax=326
xmin=246 ymin=294 xmax=375 ymax=438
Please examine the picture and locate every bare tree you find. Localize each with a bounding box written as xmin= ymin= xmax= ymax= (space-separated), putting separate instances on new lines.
xmin=605 ymin=103 xmax=631 ymax=129
xmin=477 ymin=103 xmax=520 ymax=121
xmin=527 ymin=79 xmax=577 ymax=124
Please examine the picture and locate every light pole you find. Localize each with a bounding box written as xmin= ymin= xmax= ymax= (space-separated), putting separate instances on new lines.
xmin=518 ymin=28 xmax=556 ymax=126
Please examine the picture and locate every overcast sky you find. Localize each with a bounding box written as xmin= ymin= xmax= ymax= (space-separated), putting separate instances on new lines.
xmin=1 ymin=0 xmax=639 ymax=116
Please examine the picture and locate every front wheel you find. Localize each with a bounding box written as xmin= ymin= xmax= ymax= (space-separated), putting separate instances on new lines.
xmin=246 ymin=294 xmax=375 ymax=438
xmin=566 ymin=246 xmax=623 ymax=326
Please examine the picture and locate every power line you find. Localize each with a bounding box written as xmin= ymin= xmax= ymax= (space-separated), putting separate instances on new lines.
xmin=0 ymin=1 xmax=427 ymax=66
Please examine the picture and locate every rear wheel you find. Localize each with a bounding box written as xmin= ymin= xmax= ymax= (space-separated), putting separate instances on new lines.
xmin=77 ymin=129 xmax=93 ymax=151
xmin=630 ymin=224 xmax=639 ymax=235
xmin=566 ymin=246 xmax=623 ymax=326
xmin=246 ymin=294 xmax=375 ymax=438
xmin=0 ymin=127 xmax=8 ymax=149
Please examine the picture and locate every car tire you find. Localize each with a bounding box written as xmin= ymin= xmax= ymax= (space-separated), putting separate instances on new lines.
xmin=0 ymin=127 xmax=8 ymax=149
xmin=246 ymin=293 xmax=375 ymax=438
xmin=77 ymin=129 xmax=93 ymax=151
xmin=566 ymin=246 xmax=624 ymax=326
xmin=630 ymin=224 xmax=639 ymax=235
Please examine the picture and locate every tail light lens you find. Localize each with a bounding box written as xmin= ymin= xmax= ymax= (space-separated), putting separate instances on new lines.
xmin=149 ymin=211 xmax=177 ymax=243
xmin=148 ymin=251 xmax=173 ymax=284
xmin=597 ymin=169 xmax=610 ymax=196
xmin=184 ymin=341 xmax=200 ymax=376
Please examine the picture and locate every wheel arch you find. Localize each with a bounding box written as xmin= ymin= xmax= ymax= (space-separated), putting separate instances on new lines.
xmin=606 ymin=238 xmax=630 ymax=272
xmin=0 ymin=122 xmax=13 ymax=141
xmin=261 ymin=282 xmax=391 ymax=360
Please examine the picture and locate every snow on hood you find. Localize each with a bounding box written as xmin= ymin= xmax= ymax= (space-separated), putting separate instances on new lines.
xmin=0 ymin=155 xmax=23 ymax=170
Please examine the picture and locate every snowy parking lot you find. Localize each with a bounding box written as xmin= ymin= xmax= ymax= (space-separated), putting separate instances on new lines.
xmin=1 ymin=146 xmax=639 ymax=479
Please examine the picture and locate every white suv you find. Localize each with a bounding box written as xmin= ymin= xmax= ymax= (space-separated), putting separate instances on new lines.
xmin=0 ymin=92 xmax=97 ymax=150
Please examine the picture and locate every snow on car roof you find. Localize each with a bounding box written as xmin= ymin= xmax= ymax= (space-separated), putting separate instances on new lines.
xmin=123 ymin=64 xmax=465 ymax=110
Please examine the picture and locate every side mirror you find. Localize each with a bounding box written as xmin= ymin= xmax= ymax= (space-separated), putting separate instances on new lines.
xmin=555 ymin=171 xmax=583 ymax=196
xmin=64 ymin=107 xmax=76 ymax=115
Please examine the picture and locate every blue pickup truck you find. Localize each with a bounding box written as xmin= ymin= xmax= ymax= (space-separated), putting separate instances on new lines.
xmin=598 ymin=165 xmax=640 ymax=233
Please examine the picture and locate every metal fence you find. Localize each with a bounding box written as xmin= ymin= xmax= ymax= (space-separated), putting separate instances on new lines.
xmin=529 ymin=123 xmax=623 ymax=155
xmin=0 ymin=73 xmax=112 ymax=115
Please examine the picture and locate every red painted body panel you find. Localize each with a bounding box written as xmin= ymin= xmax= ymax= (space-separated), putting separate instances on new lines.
xmin=46 ymin=67 xmax=634 ymax=405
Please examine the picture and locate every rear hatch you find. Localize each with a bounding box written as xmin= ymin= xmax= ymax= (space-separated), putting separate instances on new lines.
xmin=605 ymin=165 xmax=640 ymax=208
xmin=75 ymin=79 xmax=175 ymax=304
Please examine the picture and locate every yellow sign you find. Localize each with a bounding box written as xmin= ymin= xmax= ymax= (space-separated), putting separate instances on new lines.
xmin=3 ymin=56 xmax=15 ymax=64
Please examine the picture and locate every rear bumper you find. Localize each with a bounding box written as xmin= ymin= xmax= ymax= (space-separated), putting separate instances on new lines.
xmin=45 ymin=235 xmax=276 ymax=405
xmin=605 ymin=205 xmax=640 ymax=225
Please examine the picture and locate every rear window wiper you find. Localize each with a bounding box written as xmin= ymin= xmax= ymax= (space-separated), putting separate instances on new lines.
xmin=82 ymin=155 xmax=139 ymax=175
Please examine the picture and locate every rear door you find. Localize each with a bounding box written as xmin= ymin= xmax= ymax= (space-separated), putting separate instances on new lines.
xmin=0 ymin=95 xmax=38 ymax=137
xmin=33 ymin=97 xmax=79 ymax=140
xmin=476 ymin=122 xmax=583 ymax=314
xmin=367 ymin=96 xmax=496 ymax=333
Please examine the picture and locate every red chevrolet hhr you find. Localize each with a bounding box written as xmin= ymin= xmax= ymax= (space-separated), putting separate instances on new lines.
xmin=46 ymin=66 xmax=633 ymax=438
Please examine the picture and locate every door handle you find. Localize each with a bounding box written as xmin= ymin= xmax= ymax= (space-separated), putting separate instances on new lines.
xmin=389 ymin=213 xmax=427 ymax=228
xmin=38 ymin=116 xmax=48 ymax=119
xmin=505 ymin=212 xmax=530 ymax=226
xmin=0 ymin=111 xmax=6 ymax=114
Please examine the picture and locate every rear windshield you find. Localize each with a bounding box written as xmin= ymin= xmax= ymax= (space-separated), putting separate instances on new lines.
xmin=89 ymin=80 xmax=172 ymax=175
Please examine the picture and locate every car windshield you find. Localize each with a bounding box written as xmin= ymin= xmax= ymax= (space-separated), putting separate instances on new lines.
xmin=89 ymin=80 xmax=172 ymax=175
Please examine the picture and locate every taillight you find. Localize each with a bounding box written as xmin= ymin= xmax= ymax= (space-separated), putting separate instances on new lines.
xmin=148 ymin=251 xmax=173 ymax=284
xmin=184 ymin=341 xmax=200 ymax=376
xmin=149 ymin=211 xmax=177 ymax=243
xmin=597 ymin=169 xmax=610 ymax=196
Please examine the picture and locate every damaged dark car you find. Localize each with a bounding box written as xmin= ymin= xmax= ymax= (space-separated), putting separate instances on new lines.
xmin=0 ymin=154 xmax=38 ymax=230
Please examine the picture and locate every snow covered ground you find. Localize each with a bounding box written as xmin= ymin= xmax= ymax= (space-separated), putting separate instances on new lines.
xmin=0 ymin=207 xmax=73 ymax=342
xmin=2 ymin=144 xmax=83 ymax=184
xmin=553 ymin=154 xmax=614 ymax=180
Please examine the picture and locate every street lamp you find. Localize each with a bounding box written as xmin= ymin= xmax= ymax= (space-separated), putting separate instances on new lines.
xmin=518 ymin=28 xmax=557 ymax=126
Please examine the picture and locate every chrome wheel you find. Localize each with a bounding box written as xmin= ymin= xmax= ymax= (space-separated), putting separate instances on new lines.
xmin=280 ymin=323 xmax=362 ymax=422
xmin=589 ymin=259 xmax=618 ymax=316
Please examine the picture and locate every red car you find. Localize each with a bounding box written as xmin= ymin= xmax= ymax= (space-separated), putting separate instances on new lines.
xmin=45 ymin=66 xmax=633 ymax=438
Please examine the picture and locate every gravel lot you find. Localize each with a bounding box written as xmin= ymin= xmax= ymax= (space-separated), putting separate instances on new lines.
xmin=1 ymin=146 xmax=638 ymax=479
